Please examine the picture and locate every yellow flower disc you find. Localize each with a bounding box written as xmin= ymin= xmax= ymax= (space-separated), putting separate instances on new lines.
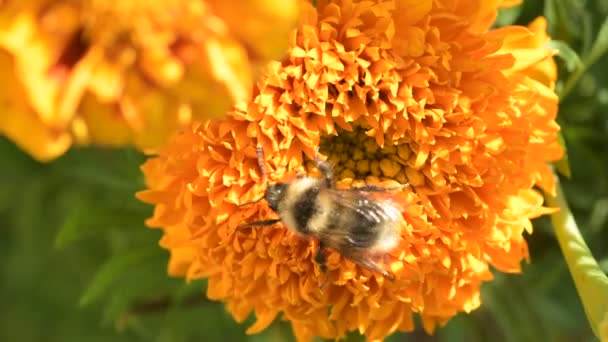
xmin=138 ymin=1 xmax=563 ymax=340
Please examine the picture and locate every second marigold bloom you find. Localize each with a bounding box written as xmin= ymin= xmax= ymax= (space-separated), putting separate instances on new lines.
xmin=138 ymin=0 xmax=563 ymax=340
xmin=0 ymin=0 xmax=299 ymax=161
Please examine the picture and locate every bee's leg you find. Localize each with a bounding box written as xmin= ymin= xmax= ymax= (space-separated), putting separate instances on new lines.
xmin=314 ymin=241 xmax=332 ymax=290
xmin=237 ymin=196 xmax=265 ymax=207
xmin=255 ymin=146 xmax=268 ymax=179
xmin=314 ymin=149 xmax=334 ymax=188
xmin=343 ymin=252 xmax=395 ymax=281
xmin=237 ymin=219 xmax=281 ymax=230
xmin=314 ymin=241 xmax=328 ymax=274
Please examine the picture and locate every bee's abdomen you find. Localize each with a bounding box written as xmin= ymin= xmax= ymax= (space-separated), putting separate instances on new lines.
xmin=333 ymin=199 xmax=400 ymax=252
xmin=348 ymin=211 xmax=381 ymax=248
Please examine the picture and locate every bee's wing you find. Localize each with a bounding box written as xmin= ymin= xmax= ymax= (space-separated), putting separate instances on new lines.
xmin=340 ymin=250 xmax=396 ymax=281
xmin=322 ymin=188 xmax=404 ymax=224
xmin=318 ymin=189 xmax=403 ymax=280
xmin=318 ymin=188 xmax=403 ymax=250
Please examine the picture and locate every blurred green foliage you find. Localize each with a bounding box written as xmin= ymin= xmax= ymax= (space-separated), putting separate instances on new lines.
xmin=1 ymin=1 xmax=608 ymax=341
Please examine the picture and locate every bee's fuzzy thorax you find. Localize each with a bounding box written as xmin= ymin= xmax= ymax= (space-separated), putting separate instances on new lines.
xmin=276 ymin=177 xmax=322 ymax=234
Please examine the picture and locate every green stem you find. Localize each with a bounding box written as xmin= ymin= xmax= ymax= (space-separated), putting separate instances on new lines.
xmin=544 ymin=177 xmax=608 ymax=340
xmin=559 ymin=65 xmax=585 ymax=101
xmin=558 ymin=39 xmax=608 ymax=102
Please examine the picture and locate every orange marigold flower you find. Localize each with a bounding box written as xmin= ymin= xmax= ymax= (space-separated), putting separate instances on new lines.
xmin=0 ymin=0 xmax=300 ymax=161
xmin=137 ymin=0 xmax=562 ymax=340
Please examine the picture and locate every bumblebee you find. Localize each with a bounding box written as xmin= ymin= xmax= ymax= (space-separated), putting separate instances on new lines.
xmin=239 ymin=147 xmax=406 ymax=280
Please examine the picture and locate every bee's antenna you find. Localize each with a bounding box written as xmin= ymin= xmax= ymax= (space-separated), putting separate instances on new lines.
xmin=256 ymin=146 xmax=268 ymax=185
xmin=237 ymin=146 xmax=268 ymax=208
xmin=313 ymin=147 xmax=334 ymax=188
xmin=237 ymin=197 xmax=264 ymax=207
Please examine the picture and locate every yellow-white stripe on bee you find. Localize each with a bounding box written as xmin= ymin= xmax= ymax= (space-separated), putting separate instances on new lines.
xmin=368 ymin=202 xmax=402 ymax=253
xmin=277 ymin=177 xmax=320 ymax=233
xmin=307 ymin=192 xmax=333 ymax=234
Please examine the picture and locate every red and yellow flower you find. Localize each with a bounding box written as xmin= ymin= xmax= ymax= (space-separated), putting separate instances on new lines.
xmin=138 ymin=0 xmax=562 ymax=340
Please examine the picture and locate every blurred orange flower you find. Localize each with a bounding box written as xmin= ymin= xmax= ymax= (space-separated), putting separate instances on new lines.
xmin=0 ymin=0 xmax=300 ymax=161
xmin=138 ymin=1 xmax=562 ymax=340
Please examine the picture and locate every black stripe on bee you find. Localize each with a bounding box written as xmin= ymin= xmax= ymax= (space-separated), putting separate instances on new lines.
xmin=292 ymin=186 xmax=320 ymax=233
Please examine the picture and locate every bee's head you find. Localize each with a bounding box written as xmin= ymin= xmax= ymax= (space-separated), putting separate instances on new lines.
xmin=264 ymin=183 xmax=288 ymax=212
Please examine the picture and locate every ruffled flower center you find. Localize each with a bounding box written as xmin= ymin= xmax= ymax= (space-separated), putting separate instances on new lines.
xmin=319 ymin=126 xmax=414 ymax=186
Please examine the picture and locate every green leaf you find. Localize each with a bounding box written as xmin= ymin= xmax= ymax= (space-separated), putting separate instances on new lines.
xmin=437 ymin=314 xmax=478 ymax=342
xmin=543 ymin=0 xmax=584 ymax=42
xmin=54 ymin=204 xmax=87 ymax=249
xmin=50 ymin=147 xmax=146 ymax=192
xmin=530 ymin=293 xmax=580 ymax=332
xmin=553 ymin=132 xmax=571 ymax=178
xmin=526 ymin=252 xmax=568 ymax=293
xmin=587 ymin=15 xmax=608 ymax=69
xmin=80 ymin=246 xmax=160 ymax=307
xmin=549 ymin=40 xmax=583 ymax=72
xmin=560 ymin=15 xmax=608 ymax=100
xmin=600 ymin=258 xmax=608 ymax=273
xmin=480 ymin=285 xmax=516 ymax=341
xmin=543 ymin=0 xmax=559 ymax=34
xmin=53 ymin=191 xmax=151 ymax=249
xmin=337 ymin=331 xmax=364 ymax=342
xmin=589 ymin=197 xmax=608 ymax=233
xmin=103 ymin=294 xmax=133 ymax=328
xmin=499 ymin=285 xmax=546 ymax=342
xmin=495 ymin=5 xmax=522 ymax=27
